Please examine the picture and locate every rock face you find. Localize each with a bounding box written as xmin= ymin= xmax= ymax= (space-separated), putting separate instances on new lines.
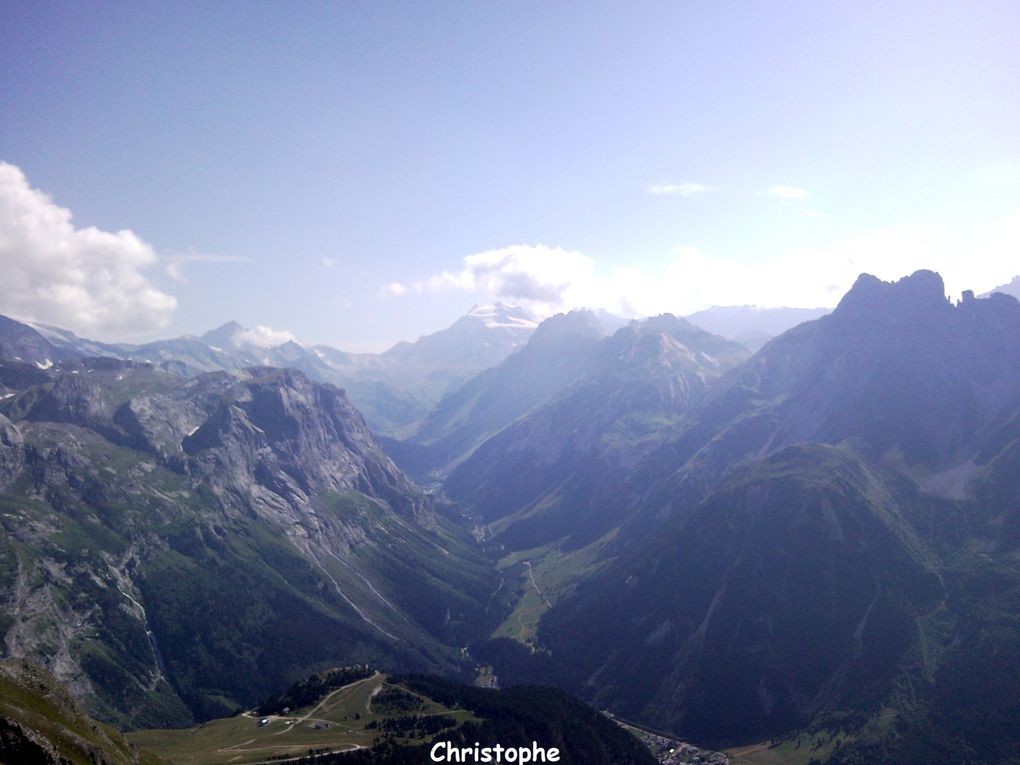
xmin=0 ymin=359 xmax=503 ymax=728
xmin=181 ymin=368 xmax=428 ymax=521
xmin=0 ymin=414 xmax=23 ymax=489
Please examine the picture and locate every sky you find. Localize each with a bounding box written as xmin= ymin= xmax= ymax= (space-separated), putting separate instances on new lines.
xmin=2 ymin=1 xmax=1019 ymax=351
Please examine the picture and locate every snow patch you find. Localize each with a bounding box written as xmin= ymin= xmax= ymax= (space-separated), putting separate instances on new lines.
xmin=468 ymin=303 xmax=539 ymax=329
xmin=35 ymin=358 xmax=53 ymax=370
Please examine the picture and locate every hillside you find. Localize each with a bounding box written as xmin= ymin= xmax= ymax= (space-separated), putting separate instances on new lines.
xmin=0 ymin=359 xmax=507 ymax=728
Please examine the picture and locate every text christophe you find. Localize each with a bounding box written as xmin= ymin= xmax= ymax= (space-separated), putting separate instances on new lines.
xmin=430 ymin=740 xmax=561 ymax=763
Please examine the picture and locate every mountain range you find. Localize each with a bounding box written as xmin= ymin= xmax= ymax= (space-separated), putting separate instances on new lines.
xmin=5 ymin=300 xmax=840 ymax=439
xmin=3 ymin=271 xmax=1020 ymax=763
xmin=13 ymin=303 xmax=539 ymax=437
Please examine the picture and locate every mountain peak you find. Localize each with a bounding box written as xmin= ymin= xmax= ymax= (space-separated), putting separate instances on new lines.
xmin=530 ymin=308 xmax=604 ymax=342
xmin=835 ymin=269 xmax=949 ymax=320
xmin=630 ymin=312 xmax=698 ymax=336
xmin=200 ymin=321 xmax=246 ymax=347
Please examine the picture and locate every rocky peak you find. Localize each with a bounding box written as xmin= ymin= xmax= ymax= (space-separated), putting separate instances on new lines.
xmin=717 ymin=270 xmax=1020 ymax=468
xmin=627 ymin=312 xmax=699 ymax=336
xmin=526 ymin=309 xmax=604 ymax=350
xmin=833 ymin=270 xmax=951 ymax=325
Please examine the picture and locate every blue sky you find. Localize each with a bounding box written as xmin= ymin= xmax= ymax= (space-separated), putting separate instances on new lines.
xmin=2 ymin=1 xmax=1019 ymax=350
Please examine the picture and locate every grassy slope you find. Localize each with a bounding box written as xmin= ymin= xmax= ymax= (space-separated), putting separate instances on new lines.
xmin=0 ymin=659 xmax=167 ymax=765
xmin=491 ymin=536 xmax=610 ymax=644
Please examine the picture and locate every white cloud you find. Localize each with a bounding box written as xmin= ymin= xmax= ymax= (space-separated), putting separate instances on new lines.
xmin=235 ymin=325 xmax=298 ymax=348
xmin=460 ymin=245 xmax=594 ymax=304
xmin=378 ymin=245 xmax=595 ymax=314
xmin=768 ymin=184 xmax=810 ymax=200
xmin=391 ymin=245 xmax=595 ymax=315
xmin=320 ymin=256 xmax=337 ymax=268
xmin=647 ymin=182 xmax=717 ymax=197
xmin=378 ymin=281 xmax=408 ymax=298
xmin=165 ymin=251 xmax=251 ymax=282
xmin=0 ymin=161 xmax=176 ymax=338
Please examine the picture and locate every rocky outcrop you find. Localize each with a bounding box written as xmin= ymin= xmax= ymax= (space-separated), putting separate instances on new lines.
xmin=0 ymin=413 xmax=23 ymax=489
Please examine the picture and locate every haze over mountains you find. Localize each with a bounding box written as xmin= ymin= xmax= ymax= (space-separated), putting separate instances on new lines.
xmin=2 ymin=299 xmax=837 ymax=435
xmin=3 ymin=270 xmax=1020 ymax=763
xmin=684 ymin=306 xmax=831 ymax=351
xmin=10 ymin=303 xmax=540 ymax=437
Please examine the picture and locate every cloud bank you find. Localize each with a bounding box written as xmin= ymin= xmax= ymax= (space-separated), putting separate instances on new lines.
xmin=387 ymin=215 xmax=1020 ymax=319
xmin=379 ymin=245 xmax=596 ymax=313
xmin=0 ymin=162 xmax=176 ymax=338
